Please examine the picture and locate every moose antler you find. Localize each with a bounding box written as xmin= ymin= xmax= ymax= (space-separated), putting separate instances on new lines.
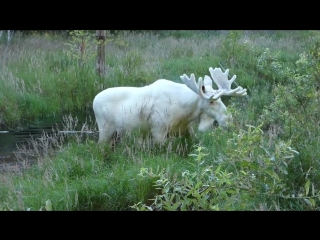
xmin=180 ymin=74 xmax=225 ymax=100
xmin=180 ymin=67 xmax=247 ymax=100
xmin=180 ymin=73 xmax=200 ymax=95
xmin=208 ymin=67 xmax=247 ymax=97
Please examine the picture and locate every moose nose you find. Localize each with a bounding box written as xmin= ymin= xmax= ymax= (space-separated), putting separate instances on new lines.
xmin=218 ymin=113 xmax=233 ymax=129
xmin=226 ymin=113 xmax=233 ymax=124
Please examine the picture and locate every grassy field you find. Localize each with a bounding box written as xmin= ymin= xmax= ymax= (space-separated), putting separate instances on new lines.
xmin=0 ymin=30 xmax=319 ymax=210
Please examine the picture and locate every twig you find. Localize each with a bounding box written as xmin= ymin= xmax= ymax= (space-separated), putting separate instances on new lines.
xmin=58 ymin=130 xmax=97 ymax=134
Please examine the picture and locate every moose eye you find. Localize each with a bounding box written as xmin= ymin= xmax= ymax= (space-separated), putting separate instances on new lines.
xmin=210 ymin=101 xmax=214 ymax=104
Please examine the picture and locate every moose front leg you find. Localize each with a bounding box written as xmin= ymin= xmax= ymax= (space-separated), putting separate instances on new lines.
xmin=151 ymin=128 xmax=167 ymax=145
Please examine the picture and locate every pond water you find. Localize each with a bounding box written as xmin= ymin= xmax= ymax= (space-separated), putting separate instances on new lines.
xmin=0 ymin=110 xmax=96 ymax=172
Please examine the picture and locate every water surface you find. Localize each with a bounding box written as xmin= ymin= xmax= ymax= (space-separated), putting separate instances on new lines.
xmin=0 ymin=111 xmax=96 ymax=172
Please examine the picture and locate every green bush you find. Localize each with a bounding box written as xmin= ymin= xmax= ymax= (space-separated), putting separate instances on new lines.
xmin=131 ymin=124 xmax=314 ymax=211
xmin=259 ymin=39 xmax=320 ymax=201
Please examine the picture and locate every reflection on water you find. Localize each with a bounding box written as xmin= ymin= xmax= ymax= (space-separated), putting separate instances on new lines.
xmin=0 ymin=111 xmax=96 ymax=171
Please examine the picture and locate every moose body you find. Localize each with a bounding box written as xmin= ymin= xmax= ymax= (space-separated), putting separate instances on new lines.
xmin=93 ymin=68 xmax=247 ymax=147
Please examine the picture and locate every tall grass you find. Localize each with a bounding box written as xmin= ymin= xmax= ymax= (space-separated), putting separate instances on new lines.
xmin=1 ymin=30 xmax=320 ymax=210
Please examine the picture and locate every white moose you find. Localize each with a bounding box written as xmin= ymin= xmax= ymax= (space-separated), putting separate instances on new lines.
xmin=93 ymin=67 xmax=247 ymax=148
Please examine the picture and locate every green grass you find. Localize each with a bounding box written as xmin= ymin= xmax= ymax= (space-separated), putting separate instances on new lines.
xmin=0 ymin=133 xmax=195 ymax=210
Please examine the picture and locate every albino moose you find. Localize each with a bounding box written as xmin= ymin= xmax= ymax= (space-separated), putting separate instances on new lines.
xmin=93 ymin=67 xmax=247 ymax=147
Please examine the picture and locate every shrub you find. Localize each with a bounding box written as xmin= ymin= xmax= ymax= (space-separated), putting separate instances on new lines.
xmin=131 ymin=124 xmax=307 ymax=211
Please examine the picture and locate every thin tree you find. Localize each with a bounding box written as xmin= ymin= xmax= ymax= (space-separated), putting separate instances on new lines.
xmin=96 ymin=30 xmax=106 ymax=77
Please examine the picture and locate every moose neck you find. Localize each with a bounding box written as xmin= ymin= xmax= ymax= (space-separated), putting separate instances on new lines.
xmin=183 ymin=89 xmax=207 ymax=121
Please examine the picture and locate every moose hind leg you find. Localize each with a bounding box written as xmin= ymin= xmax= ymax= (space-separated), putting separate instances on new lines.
xmin=97 ymin=124 xmax=117 ymax=145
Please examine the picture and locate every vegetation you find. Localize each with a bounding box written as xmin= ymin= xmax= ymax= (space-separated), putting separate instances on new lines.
xmin=0 ymin=30 xmax=319 ymax=210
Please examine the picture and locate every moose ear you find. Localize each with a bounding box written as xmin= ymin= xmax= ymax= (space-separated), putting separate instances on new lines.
xmin=202 ymin=85 xmax=206 ymax=93
xmin=203 ymin=75 xmax=212 ymax=87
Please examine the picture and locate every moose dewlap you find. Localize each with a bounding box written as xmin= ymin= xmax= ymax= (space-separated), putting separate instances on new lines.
xmin=93 ymin=67 xmax=247 ymax=148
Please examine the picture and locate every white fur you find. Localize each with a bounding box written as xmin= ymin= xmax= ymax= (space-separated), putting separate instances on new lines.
xmin=93 ymin=77 xmax=233 ymax=147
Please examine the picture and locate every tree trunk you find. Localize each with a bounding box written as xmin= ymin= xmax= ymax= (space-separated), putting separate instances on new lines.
xmin=96 ymin=30 xmax=106 ymax=77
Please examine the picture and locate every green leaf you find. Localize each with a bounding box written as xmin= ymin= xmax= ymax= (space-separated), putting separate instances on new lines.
xmin=210 ymin=205 xmax=219 ymax=211
xmin=309 ymin=198 xmax=315 ymax=208
xmin=214 ymin=165 xmax=222 ymax=175
xmin=188 ymin=154 xmax=198 ymax=157
xmin=170 ymin=193 xmax=176 ymax=203
xmin=226 ymin=189 xmax=236 ymax=195
xmin=312 ymin=183 xmax=315 ymax=196
xmin=45 ymin=199 xmax=52 ymax=211
xmin=266 ymin=169 xmax=280 ymax=181
xmin=303 ymin=198 xmax=312 ymax=207
xmin=305 ymin=179 xmax=310 ymax=196
xmin=171 ymin=202 xmax=182 ymax=210
xmin=195 ymin=181 xmax=202 ymax=189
